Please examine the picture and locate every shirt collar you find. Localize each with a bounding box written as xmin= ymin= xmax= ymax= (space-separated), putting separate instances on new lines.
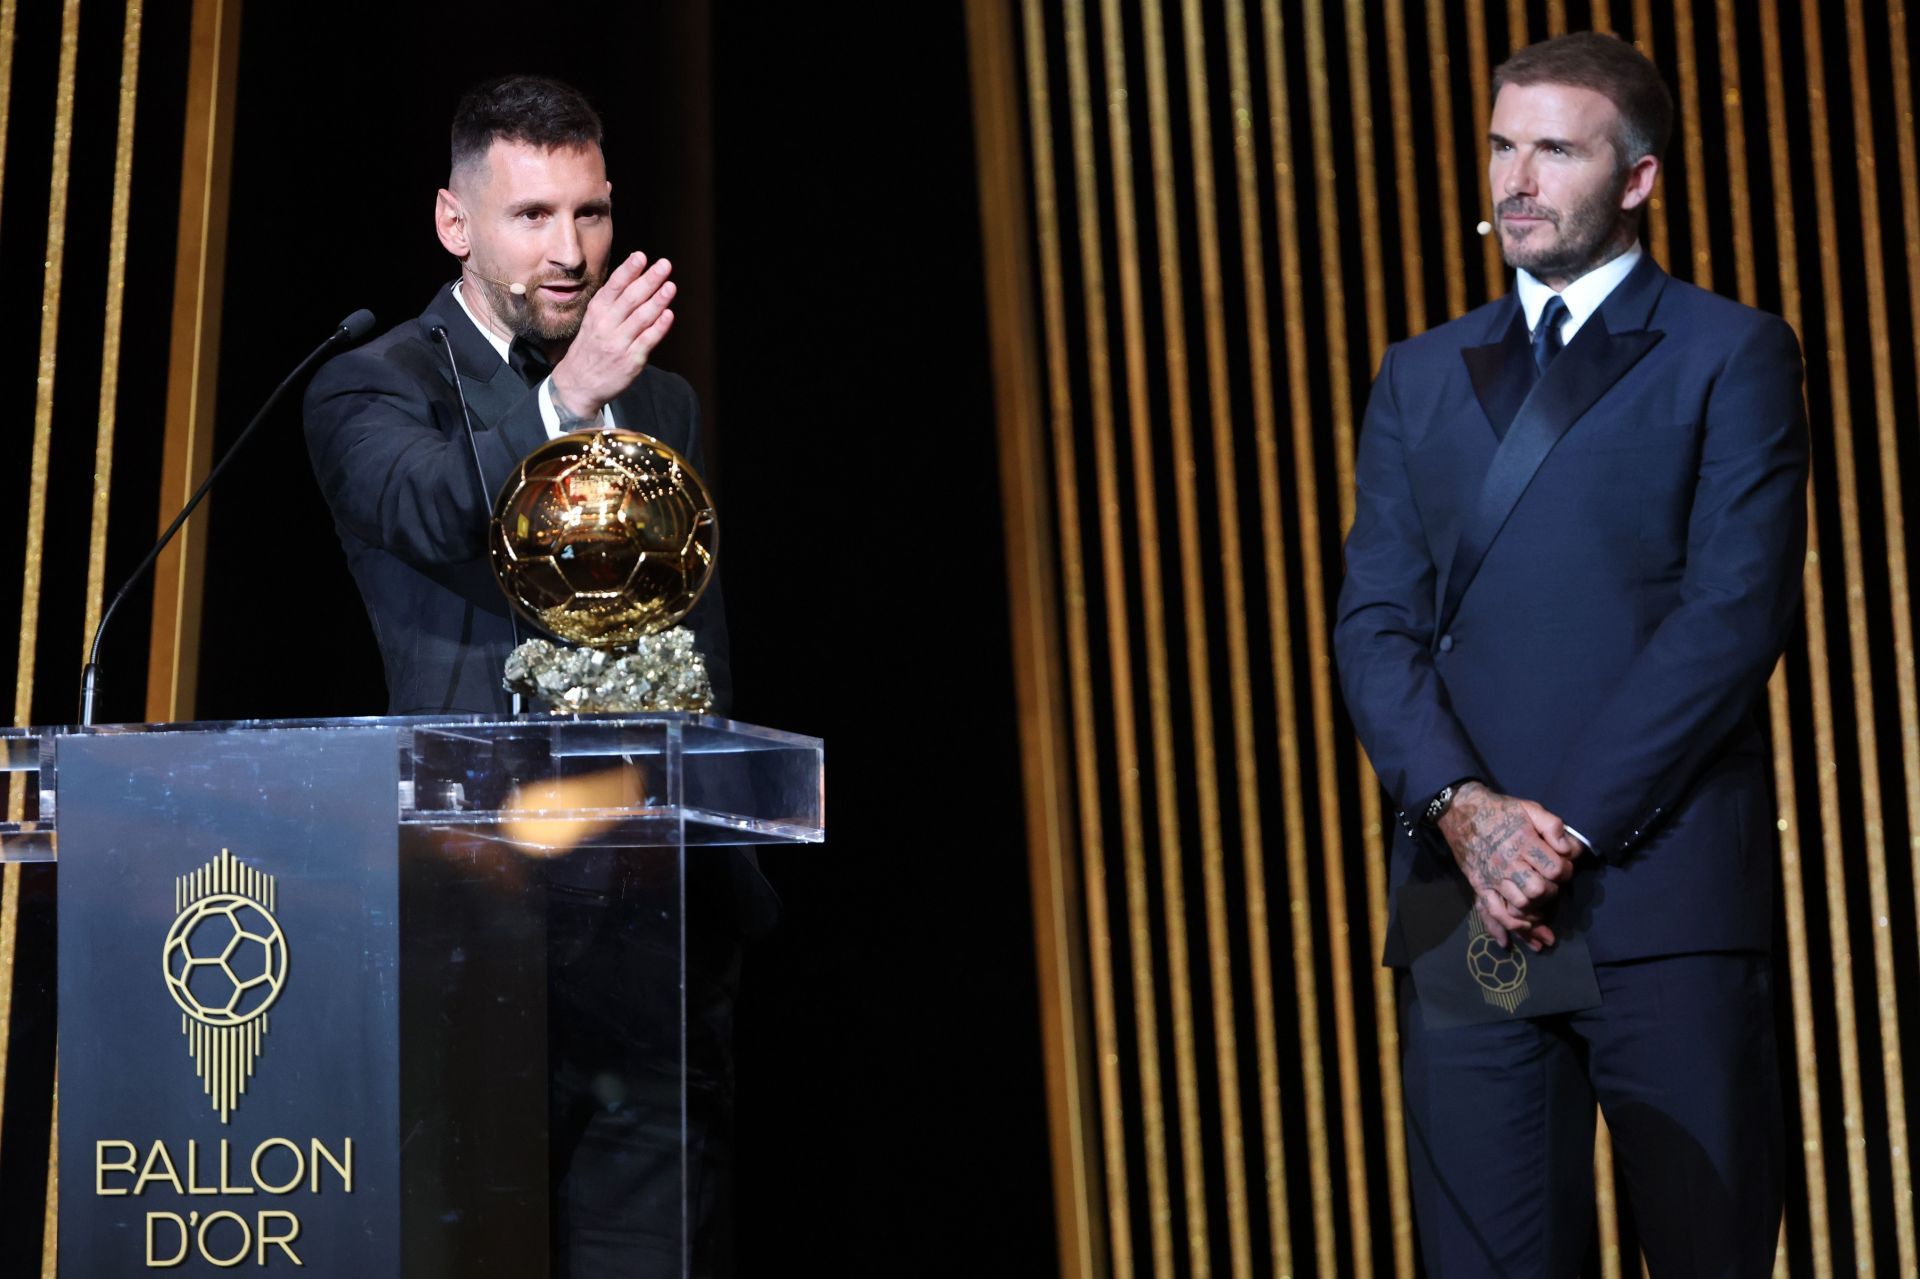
xmin=1515 ymin=240 xmax=1643 ymax=340
xmin=451 ymin=279 xmax=513 ymax=363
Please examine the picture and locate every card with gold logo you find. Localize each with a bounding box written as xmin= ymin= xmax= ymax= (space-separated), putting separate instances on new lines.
xmin=1397 ymin=873 xmax=1601 ymax=1030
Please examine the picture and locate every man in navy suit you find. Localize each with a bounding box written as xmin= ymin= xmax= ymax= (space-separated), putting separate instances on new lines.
xmin=1334 ymin=33 xmax=1805 ymax=1275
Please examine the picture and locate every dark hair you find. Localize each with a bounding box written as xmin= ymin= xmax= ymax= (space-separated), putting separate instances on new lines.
xmin=1492 ymin=32 xmax=1673 ymax=166
xmin=450 ymin=75 xmax=603 ymax=178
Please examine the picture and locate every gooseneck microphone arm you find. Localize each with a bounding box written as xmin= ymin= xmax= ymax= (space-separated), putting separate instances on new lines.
xmin=79 ymin=309 xmax=376 ymax=726
xmin=431 ymin=324 xmax=526 ymax=712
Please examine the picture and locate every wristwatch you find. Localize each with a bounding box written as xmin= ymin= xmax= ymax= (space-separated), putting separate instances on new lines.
xmin=1423 ymin=781 xmax=1471 ymax=825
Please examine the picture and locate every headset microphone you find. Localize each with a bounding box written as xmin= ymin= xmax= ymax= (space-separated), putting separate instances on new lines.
xmin=463 ymin=264 xmax=527 ymax=296
xmin=1476 ymin=220 xmax=1493 ymax=236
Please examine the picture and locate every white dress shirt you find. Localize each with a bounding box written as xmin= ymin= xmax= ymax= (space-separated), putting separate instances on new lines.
xmin=1503 ymin=243 xmax=1644 ymax=854
xmin=1514 ymin=240 xmax=1643 ymax=348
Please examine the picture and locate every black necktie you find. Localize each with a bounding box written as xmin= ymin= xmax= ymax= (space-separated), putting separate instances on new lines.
xmin=1532 ymin=295 xmax=1569 ymax=374
xmin=508 ymin=338 xmax=552 ymax=387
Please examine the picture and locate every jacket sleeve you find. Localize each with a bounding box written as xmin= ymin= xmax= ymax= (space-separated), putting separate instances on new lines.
xmin=1534 ymin=314 xmax=1808 ymax=858
xmin=302 ymin=340 xmax=552 ymax=567
xmin=1334 ymin=343 xmax=1489 ymax=818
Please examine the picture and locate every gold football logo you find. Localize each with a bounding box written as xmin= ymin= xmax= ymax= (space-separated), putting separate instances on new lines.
xmin=1465 ymin=908 xmax=1530 ymax=1014
xmin=161 ymin=849 xmax=289 ymax=1122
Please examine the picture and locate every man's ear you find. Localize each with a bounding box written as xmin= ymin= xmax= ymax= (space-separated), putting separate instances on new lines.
xmin=1619 ymin=154 xmax=1659 ymax=212
xmin=435 ymin=188 xmax=469 ymax=258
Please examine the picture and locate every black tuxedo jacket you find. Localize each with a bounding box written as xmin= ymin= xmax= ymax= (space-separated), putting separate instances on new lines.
xmin=304 ymin=283 xmax=730 ymax=715
xmin=1334 ymin=256 xmax=1808 ymax=964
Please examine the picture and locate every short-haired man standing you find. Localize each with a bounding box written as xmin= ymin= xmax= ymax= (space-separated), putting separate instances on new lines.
xmin=305 ymin=77 xmax=760 ymax=1278
xmin=306 ymin=73 xmax=728 ymax=717
xmin=1335 ymin=32 xmax=1804 ymax=1275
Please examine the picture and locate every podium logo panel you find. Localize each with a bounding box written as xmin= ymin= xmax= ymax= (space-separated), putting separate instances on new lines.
xmin=57 ymin=726 xmax=400 ymax=1277
xmin=161 ymin=848 xmax=290 ymax=1122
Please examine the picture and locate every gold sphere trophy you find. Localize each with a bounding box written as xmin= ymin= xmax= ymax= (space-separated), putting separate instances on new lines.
xmin=491 ymin=429 xmax=718 ymax=712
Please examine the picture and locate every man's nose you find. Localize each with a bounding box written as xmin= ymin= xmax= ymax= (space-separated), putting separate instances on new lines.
xmin=548 ymin=216 xmax=585 ymax=268
xmin=1503 ymin=154 xmax=1536 ymax=197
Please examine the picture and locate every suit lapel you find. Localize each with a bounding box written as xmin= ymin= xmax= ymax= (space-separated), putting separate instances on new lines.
xmin=1436 ymin=256 xmax=1667 ymax=637
xmin=1462 ymin=305 xmax=1534 ymax=441
xmin=420 ymin=282 xmax=528 ymax=428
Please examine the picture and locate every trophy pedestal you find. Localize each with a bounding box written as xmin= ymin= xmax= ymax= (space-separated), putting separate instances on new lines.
xmin=505 ymin=628 xmax=714 ymax=712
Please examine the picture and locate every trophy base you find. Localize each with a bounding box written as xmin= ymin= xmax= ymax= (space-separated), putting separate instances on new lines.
xmin=503 ymin=629 xmax=715 ymax=713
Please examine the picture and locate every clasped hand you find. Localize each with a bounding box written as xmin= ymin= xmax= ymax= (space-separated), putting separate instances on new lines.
xmin=1434 ymin=782 xmax=1584 ymax=951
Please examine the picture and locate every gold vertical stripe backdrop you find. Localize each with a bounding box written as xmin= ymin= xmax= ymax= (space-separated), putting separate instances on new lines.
xmin=44 ymin=4 xmax=150 ymax=1272
xmin=0 ymin=0 xmax=238 ymax=1264
xmin=971 ymin=0 xmax=1920 ymax=1274
xmin=0 ymin=0 xmax=22 ymax=1217
xmin=0 ymin=0 xmax=81 ymax=1226
xmin=149 ymin=0 xmax=241 ymax=724
xmin=967 ymin=0 xmax=1102 ymax=1269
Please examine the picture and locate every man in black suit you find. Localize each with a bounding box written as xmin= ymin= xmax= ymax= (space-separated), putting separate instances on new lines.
xmin=305 ymin=74 xmax=727 ymax=717
xmin=305 ymin=76 xmax=749 ymax=1278
xmin=1334 ymin=34 xmax=1804 ymax=1276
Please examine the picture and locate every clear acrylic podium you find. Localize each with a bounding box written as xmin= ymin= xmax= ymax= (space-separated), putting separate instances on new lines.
xmin=0 ymin=713 xmax=823 ymax=1278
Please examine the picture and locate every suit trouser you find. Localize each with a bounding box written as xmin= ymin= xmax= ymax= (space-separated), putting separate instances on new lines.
xmin=1398 ymin=952 xmax=1783 ymax=1279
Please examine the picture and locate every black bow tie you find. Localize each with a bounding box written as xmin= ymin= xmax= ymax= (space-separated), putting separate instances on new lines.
xmin=508 ymin=338 xmax=553 ymax=386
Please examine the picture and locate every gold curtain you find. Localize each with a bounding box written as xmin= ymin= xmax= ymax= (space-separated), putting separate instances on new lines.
xmin=970 ymin=1 xmax=1920 ymax=1275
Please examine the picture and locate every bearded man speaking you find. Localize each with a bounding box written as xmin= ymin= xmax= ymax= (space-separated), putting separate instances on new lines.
xmin=305 ymin=73 xmax=727 ymax=717
xmin=304 ymin=77 xmax=759 ymax=1279
xmin=1335 ymin=32 xmax=1806 ymax=1276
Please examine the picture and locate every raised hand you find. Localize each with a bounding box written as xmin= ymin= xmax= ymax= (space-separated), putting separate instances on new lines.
xmin=1435 ymin=782 xmax=1583 ymax=950
xmin=550 ymin=251 xmax=677 ymax=421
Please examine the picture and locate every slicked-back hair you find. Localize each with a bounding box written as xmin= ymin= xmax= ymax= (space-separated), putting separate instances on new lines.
xmin=1492 ymin=32 xmax=1673 ymax=168
xmin=450 ymin=75 xmax=603 ymax=182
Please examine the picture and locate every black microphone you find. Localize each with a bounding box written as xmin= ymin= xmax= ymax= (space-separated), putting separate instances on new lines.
xmin=78 ymin=309 xmax=376 ymax=726
xmin=431 ymin=323 xmax=526 ymax=711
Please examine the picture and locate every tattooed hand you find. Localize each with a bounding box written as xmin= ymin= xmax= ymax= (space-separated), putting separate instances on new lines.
xmin=1435 ymin=782 xmax=1584 ymax=951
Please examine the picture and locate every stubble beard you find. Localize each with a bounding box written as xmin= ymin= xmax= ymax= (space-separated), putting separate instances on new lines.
xmin=1498 ymin=170 xmax=1631 ymax=284
xmin=470 ymin=265 xmax=607 ymax=346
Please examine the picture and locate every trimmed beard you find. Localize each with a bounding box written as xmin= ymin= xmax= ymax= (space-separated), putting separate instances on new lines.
xmin=1498 ymin=167 xmax=1631 ymax=283
xmin=469 ymin=265 xmax=606 ymax=345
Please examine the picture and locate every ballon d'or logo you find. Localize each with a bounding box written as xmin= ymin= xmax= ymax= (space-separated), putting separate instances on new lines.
xmin=1465 ymin=908 xmax=1529 ymax=1015
xmin=161 ymin=848 xmax=289 ymax=1123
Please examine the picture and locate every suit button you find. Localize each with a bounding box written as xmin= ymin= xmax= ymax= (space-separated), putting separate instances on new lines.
xmin=1439 ymin=634 xmax=1455 ymax=652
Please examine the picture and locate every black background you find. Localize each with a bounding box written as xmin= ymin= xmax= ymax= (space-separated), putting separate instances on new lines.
xmin=0 ymin=2 xmax=1058 ymax=1274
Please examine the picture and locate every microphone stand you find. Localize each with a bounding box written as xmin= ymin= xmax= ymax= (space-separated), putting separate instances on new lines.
xmin=79 ymin=311 xmax=375 ymax=726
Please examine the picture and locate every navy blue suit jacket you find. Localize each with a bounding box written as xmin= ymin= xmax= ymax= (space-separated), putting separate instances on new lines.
xmin=304 ymin=283 xmax=730 ymax=716
xmin=1334 ymin=255 xmax=1807 ymax=964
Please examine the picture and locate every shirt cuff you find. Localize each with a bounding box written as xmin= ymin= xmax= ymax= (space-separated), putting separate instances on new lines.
xmin=1563 ymin=824 xmax=1593 ymax=852
xmin=539 ymin=377 xmax=618 ymax=438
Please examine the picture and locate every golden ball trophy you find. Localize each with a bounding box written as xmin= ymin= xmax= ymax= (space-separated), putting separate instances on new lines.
xmin=491 ymin=429 xmax=718 ymax=712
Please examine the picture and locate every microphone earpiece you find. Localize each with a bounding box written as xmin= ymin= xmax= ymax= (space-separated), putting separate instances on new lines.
xmin=1476 ymin=220 xmax=1493 ymax=236
xmin=463 ymin=264 xmax=527 ymax=297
